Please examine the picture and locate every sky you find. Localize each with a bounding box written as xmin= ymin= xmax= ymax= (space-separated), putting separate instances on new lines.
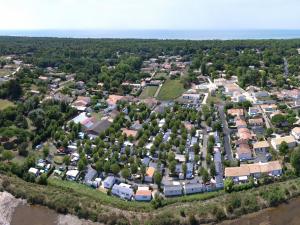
xmin=0 ymin=0 xmax=299 ymax=30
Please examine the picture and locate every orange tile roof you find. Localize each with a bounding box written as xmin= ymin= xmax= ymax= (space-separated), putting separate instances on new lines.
xmin=135 ymin=190 xmax=152 ymax=196
xmin=146 ymin=167 xmax=155 ymax=177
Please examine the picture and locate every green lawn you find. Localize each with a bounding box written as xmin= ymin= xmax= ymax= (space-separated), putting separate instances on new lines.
xmin=0 ymin=99 xmax=15 ymax=110
xmin=154 ymin=72 xmax=168 ymax=79
xmin=157 ymin=79 xmax=186 ymax=100
xmin=139 ymin=86 xmax=158 ymax=99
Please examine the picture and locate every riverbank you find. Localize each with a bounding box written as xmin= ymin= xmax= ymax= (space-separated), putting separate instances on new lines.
xmin=2 ymin=174 xmax=300 ymax=224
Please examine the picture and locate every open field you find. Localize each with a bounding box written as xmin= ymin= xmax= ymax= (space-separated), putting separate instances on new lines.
xmin=0 ymin=99 xmax=15 ymax=110
xmin=0 ymin=69 xmax=12 ymax=77
xmin=139 ymin=86 xmax=158 ymax=99
xmin=157 ymin=79 xmax=186 ymax=100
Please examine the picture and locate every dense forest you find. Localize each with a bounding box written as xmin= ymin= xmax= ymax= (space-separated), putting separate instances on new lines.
xmin=1 ymin=37 xmax=300 ymax=90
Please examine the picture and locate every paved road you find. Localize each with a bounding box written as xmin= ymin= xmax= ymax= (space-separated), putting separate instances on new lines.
xmin=202 ymin=132 xmax=208 ymax=169
xmin=217 ymin=104 xmax=233 ymax=161
xmin=259 ymin=106 xmax=272 ymax=129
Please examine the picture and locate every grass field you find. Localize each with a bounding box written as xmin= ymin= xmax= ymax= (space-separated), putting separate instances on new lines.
xmin=139 ymin=86 xmax=158 ymax=99
xmin=0 ymin=99 xmax=15 ymax=110
xmin=157 ymin=79 xmax=186 ymax=100
xmin=0 ymin=69 xmax=12 ymax=77
xmin=154 ymin=72 xmax=168 ymax=79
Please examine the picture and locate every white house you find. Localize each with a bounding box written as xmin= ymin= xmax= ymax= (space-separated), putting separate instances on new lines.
xmin=291 ymin=127 xmax=300 ymax=140
xmin=111 ymin=183 xmax=134 ymax=200
xmin=28 ymin=167 xmax=39 ymax=176
xmin=103 ymin=176 xmax=116 ymax=189
xmin=183 ymin=182 xmax=203 ymax=195
xmin=66 ymin=169 xmax=79 ymax=181
xmin=163 ymin=183 xmax=183 ymax=197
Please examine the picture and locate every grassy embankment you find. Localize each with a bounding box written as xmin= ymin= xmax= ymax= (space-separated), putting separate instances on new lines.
xmin=2 ymin=174 xmax=300 ymax=224
xmin=157 ymin=79 xmax=186 ymax=100
xmin=0 ymin=99 xmax=15 ymax=110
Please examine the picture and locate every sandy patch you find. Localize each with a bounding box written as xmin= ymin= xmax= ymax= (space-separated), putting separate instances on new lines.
xmin=0 ymin=192 xmax=24 ymax=225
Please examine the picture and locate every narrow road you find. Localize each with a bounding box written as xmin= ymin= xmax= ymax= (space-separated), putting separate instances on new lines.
xmin=154 ymin=83 xmax=163 ymax=98
xmin=259 ymin=106 xmax=272 ymax=129
xmin=202 ymin=131 xmax=208 ymax=169
xmin=217 ymin=104 xmax=233 ymax=161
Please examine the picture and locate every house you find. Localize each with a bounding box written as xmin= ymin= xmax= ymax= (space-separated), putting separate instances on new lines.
xmin=291 ymin=127 xmax=300 ymax=140
xmin=144 ymin=167 xmax=155 ymax=183
xmin=238 ymin=128 xmax=252 ymax=140
xmin=248 ymin=118 xmax=264 ymax=127
xmin=232 ymin=93 xmax=247 ymax=103
xmin=224 ymin=83 xmax=240 ymax=96
xmin=235 ymin=118 xmax=247 ymax=129
xmin=84 ymin=166 xmax=97 ymax=185
xmin=163 ymin=183 xmax=183 ymax=197
xmin=122 ymin=128 xmax=138 ymax=139
xmin=182 ymin=93 xmax=201 ymax=100
xmin=87 ymin=119 xmax=112 ymax=136
xmin=72 ymin=96 xmax=91 ymax=111
xmin=271 ymin=135 xmax=297 ymax=150
xmin=248 ymin=106 xmax=261 ymax=117
xmin=103 ymin=176 xmax=116 ymax=189
xmin=224 ymin=166 xmax=250 ymax=183
xmin=225 ymin=161 xmax=282 ymax=183
xmin=227 ymin=108 xmax=244 ymax=117
xmin=253 ymin=141 xmax=270 ymax=153
xmin=66 ymin=169 xmax=79 ymax=181
xmin=237 ymin=143 xmax=252 ymax=161
xmin=135 ymin=187 xmax=152 ymax=201
xmin=111 ymin=183 xmax=134 ymax=200
xmin=28 ymin=167 xmax=39 ymax=176
xmin=260 ymin=104 xmax=277 ymax=114
xmin=106 ymin=95 xmax=125 ymax=106
xmin=183 ymin=182 xmax=203 ymax=195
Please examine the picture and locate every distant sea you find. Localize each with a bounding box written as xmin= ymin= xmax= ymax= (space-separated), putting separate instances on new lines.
xmin=1 ymin=29 xmax=300 ymax=40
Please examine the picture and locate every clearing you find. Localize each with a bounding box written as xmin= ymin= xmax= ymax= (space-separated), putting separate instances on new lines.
xmin=0 ymin=99 xmax=15 ymax=110
xmin=139 ymin=86 xmax=158 ymax=99
xmin=157 ymin=79 xmax=186 ymax=100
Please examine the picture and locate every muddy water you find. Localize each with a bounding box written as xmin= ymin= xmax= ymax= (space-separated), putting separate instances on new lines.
xmin=0 ymin=192 xmax=101 ymax=225
xmin=10 ymin=203 xmax=57 ymax=225
xmin=220 ymin=197 xmax=300 ymax=225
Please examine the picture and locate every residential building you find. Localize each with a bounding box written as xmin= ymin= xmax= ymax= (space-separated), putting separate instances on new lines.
xmin=163 ymin=183 xmax=183 ymax=197
xmin=144 ymin=167 xmax=155 ymax=183
xmin=135 ymin=187 xmax=152 ymax=201
xmin=183 ymin=182 xmax=203 ymax=195
xmin=111 ymin=183 xmax=134 ymax=200
xmin=237 ymin=143 xmax=252 ymax=161
xmin=253 ymin=141 xmax=270 ymax=153
xmin=271 ymin=135 xmax=297 ymax=150
xmin=103 ymin=176 xmax=116 ymax=189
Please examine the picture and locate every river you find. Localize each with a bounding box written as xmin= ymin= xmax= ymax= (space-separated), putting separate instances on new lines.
xmin=220 ymin=197 xmax=300 ymax=225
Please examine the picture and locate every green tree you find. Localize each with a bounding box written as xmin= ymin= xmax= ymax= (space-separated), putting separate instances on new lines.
xmin=43 ymin=146 xmax=49 ymax=159
xmin=279 ymin=141 xmax=289 ymax=156
xmin=291 ymin=148 xmax=300 ymax=176
xmin=224 ymin=177 xmax=234 ymax=193
xmin=110 ymin=163 xmax=120 ymax=175
xmin=63 ymin=155 xmax=71 ymax=170
xmin=2 ymin=150 xmax=14 ymax=162
xmin=37 ymin=173 xmax=48 ymax=185
xmin=121 ymin=167 xmax=131 ymax=181
xmin=182 ymin=163 xmax=187 ymax=179
xmin=154 ymin=171 xmax=163 ymax=189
